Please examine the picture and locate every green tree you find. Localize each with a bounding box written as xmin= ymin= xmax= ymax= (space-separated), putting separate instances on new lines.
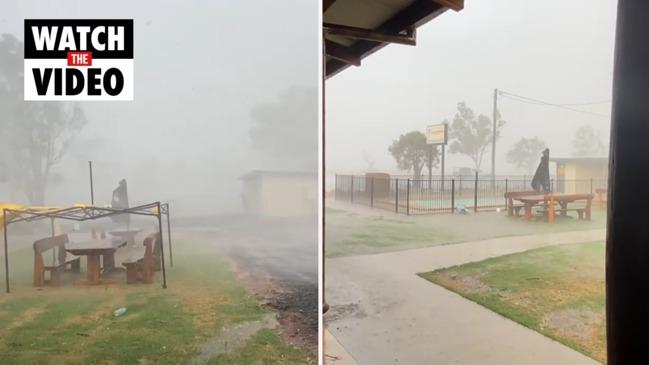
xmin=388 ymin=131 xmax=439 ymax=180
xmin=507 ymin=137 xmax=546 ymax=173
xmin=572 ymin=125 xmax=607 ymax=157
xmin=0 ymin=34 xmax=87 ymax=204
xmin=448 ymin=102 xmax=505 ymax=172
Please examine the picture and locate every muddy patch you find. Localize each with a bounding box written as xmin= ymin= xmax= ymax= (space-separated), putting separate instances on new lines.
xmin=325 ymin=303 xmax=367 ymax=323
xmin=256 ymin=281 xmax=318 ymax=360
xmin=438 ymin=270 xmax=491 ymax=294
xmin=189 ymin=312 xmax=278 ymax=365
xmin=455 ymin=275 xmax=490 ymax=294
xmin=541 ymin=308 xmax=603 ymax=342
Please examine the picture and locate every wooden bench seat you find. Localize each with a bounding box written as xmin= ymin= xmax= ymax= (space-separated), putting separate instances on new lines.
xmin=537 ymin=204 xmax=589 ymax=220
xmin=34 ymin=234 xmax=81 ymax=287
xmin=122 ymin=234 xmax=160 ymax=284
xmin=122 ymin=249 xmax=146 ymax=284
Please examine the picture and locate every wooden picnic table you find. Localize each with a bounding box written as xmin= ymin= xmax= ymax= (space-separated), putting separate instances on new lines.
xmin=595 ymin=188 xmax=608 ymax=209
xmin=66 ymin=237 xmax=127 ymax=284
xmin=109 ymin=229 xmax=141 ymax=247
xmin=514 ymin=193 xmax=594 ymax=223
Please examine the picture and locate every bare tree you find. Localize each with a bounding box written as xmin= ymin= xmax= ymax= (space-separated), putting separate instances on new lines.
xmin=507 ymin=137 xmax=546 ymax=174
xmin=0 ymin=34 xmax=87 ymax=204
xmin=572 ymin=125 xmax=607 ymax=157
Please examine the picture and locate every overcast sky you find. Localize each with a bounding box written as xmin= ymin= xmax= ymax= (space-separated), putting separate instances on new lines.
xmin=326 ymin=0 xmax=617 ymax=176
xmin=1 ymin=0 xmax=317 ymax=213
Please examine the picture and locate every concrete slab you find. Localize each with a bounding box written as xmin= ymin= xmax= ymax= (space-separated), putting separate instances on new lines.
xmin=325 ymin=229 xmax=605 ymax=365
xmin=324 ymin=329 xmax=359 ymax=365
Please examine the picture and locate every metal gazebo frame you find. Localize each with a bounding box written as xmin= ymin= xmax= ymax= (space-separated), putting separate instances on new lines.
xmin=2 ymin=201 xmax=173 ymax=293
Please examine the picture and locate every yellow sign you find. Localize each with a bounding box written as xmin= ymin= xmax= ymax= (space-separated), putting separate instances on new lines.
xmin=426 ymin=124 xmax=447 ymax=145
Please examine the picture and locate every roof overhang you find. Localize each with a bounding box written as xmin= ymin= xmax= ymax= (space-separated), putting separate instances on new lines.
xmin=550 ymin=157 xmax=609 ymax=164
xmin=324 ymin=0 xmax=463 ymax=78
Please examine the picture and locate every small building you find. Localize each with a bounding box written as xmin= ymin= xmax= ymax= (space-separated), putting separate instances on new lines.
xmin=550 ymin=157 xmax=608 ymax=193
xmin=240 ymin=170 xmax=317 ymax=218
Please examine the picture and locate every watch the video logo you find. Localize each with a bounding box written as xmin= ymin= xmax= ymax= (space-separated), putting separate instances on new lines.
xmin=24 ymin=19 xmax=133 ymax=100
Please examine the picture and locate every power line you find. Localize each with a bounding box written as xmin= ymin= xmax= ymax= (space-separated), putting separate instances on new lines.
xmin=498 ymin=90 xmax=611 ymax=118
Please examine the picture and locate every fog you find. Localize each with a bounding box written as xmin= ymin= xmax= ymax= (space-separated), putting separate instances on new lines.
xmin=1 ymin=0 xmax=318 ymax=216
xmin=0 ymin=1 xmax=319 ymax=357
xmin=326 ymin=0 xmax=616 ymax=179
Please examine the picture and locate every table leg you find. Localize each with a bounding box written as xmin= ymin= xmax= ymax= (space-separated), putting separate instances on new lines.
xmin=87 ymin=254 xmax=101 ymax=284
xmin=103 ymin=252 xmax=115 ymax=272
xmin=525 ymin=204 xmax=533 ymax=220
xmin=559 ymin=202 xmax=568 ymax=216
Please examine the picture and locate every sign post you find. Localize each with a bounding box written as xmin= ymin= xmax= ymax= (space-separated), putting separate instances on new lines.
xmin=426 ymin=124 xmax=448 ymax=189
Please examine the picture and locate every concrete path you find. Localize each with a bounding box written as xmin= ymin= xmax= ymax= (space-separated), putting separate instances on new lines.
xmin=324 ymin=328 xmax=359 ymax=365
xmin=325 ymin=229 xmax=606 ymax=365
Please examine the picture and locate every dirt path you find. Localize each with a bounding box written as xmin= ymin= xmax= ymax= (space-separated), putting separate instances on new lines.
xmin=325 ymin=229 xmax=605 ymax=365
xmin=177 ymin=217 xmax=318 ymax=359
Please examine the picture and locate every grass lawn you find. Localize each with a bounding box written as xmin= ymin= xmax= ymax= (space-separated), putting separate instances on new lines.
xmin=0 ymin=233 xmax=310 ymax=364
xmin=419 ymin=241 xmax=605 ymax=363
xmin=326 ymin=204 xmax=606 ymax=257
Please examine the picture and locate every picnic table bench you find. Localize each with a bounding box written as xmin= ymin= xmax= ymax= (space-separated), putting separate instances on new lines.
xmin=514 ymin=193 xmax=594 ymax=223
xmin=122 ymin=234 xmax=161 ymax=284
xmin=504 ymin=191 xmax=538 ymax=217
xmin=596 ymin=188 xmax=607 ymax=209
xmin=33 ymin=234 xmax=80 ymax=287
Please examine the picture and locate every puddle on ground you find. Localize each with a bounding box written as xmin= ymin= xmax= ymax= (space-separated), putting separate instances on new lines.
xmin=189 ymin=313 xmax=278 ymax=365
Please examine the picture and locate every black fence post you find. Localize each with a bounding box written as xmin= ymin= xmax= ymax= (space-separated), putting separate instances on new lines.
xmin=350 ymin=176 xmax=354 ymax=204
xmin=370 ymin=177 xmax=374 ymax=208
xmin=474 ymin=171 xmax=479 ymax=213
xmin=505 ymin=178 xmax=509 ymax=209
xmin=335 ymin=174 xmax=338 ymax=201
xmin=451 ymin=179 xmax=455 ymax=213
xmin=395 ymin=178 xmax=399 ymax=214
xmin=406 ymin=179 xmax=411 ymax=216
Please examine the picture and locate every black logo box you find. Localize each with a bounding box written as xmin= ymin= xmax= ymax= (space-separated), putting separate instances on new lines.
xmin=24 ymin=19 xmax=133 ymax=59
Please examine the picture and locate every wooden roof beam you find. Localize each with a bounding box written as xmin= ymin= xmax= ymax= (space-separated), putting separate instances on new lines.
xmin=432 ymin=0 xmax=464 ymax=11
xmin=325 ymin=39 xmax=361 ymax=66
xmin=323 ymin=23 xmax=416 ymax=46
xmin=323 ymin=0 xmax=337 ymax=12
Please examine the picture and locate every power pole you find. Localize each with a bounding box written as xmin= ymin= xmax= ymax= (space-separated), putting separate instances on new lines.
xmin=427 ymin=145 xmax=433 ymax=184
xmin=88 ymin=161 xmax=94 ymax=206
xmin=491 ymin=88 xmax=498 ymax=180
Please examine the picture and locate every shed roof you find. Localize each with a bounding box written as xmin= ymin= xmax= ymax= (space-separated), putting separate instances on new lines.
xmin=239 ymin=170 xmax=316 ymax=181
xmin=550 ymin=157 xmax=609 ymax=164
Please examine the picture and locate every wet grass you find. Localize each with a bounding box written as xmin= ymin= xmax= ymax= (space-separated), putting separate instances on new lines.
xmin=326 ymin=205 xmax=606 ymax=257
xmin=0 ymin=235 xmax=310 ymax=364
xmin=207 ymin=328 xmax=307 ymax=365
xmin=419 ymin=241 xmax=606 ymax=363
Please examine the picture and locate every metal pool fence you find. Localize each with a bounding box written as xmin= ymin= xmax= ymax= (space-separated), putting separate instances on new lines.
xmin=334 ymin=174 xmax=607 ymax=215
